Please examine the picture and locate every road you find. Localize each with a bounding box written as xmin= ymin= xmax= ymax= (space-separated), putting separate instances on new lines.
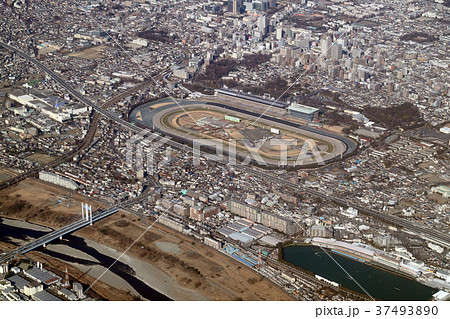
xmin=0 ymin=112 xmax=99 ymax=190
xmin=1 ymin=41 xmax=449 ymax=249
xmin=0 ymin=64 xmax=162 ymax=191
xmin=0 ymin=192 xmax=148 ymax=264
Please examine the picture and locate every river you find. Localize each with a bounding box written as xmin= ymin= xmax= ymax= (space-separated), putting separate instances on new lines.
xmin=0 ymin=218 xmax=171 ymax=301
xmin=282 ymin=245 xmax=438 ymax=301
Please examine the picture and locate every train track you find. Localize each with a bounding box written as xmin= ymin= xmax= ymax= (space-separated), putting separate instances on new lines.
xmin=0 ymin=45 xmax=163 ymax=191
xmin=0 ymin=112 xmax=100 ymax=191
xmin=2 ymin=41 xmax=449 ymax=249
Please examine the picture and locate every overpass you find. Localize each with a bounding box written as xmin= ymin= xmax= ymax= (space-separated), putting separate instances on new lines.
xmin=0 ymin=189 xmax=152 ymax=265
xmin=2 ymin=41 xmax=449 ymax=250
xmin=0 ymin=206 xmax=119 ymax=264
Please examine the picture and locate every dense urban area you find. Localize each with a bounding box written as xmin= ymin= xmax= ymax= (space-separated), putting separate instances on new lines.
xmin=0 ymin=0 xmax=449 ymax=302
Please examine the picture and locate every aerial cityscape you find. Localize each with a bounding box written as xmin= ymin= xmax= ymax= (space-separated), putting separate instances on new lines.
xmin=0 ymin=0 xmax=449 ymax=308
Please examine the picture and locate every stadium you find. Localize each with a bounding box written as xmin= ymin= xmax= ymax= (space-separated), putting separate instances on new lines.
xmin=128 ymin=93 xmax=357 ymax=167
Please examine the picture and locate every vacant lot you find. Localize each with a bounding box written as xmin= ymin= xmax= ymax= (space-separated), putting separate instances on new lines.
xmin=68 ymin=45 xmax=109 ymax=59
xmin=0 ymin=179 xmax=102 ymax=227
xmin=25 ymin=153 xmax=58 ymax=164
xmin=0 ymin=178 xmax=292 ymax=301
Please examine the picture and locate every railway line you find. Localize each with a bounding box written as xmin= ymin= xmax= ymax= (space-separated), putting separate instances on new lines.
xmin=0 ymin=42 xmax=164 ymax=191
xmin=0 ymin=112 xmax=100 ymax=191
xmin=1 ymin=41 xmax=449 ymax=249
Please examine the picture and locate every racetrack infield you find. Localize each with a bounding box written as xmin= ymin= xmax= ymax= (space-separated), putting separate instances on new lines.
xmin=129 ymin=98 xmax=357 ymax=167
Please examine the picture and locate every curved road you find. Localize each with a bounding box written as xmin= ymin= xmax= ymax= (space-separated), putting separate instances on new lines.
xmin=130 ymin=99 xmax=349 ymax=166
xmin=2 ymin=41 xmax=449 ymax=249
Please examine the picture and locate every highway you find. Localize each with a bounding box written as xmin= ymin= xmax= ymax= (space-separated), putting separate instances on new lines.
xmin=1 ymin=41 xmax=449 ymax=250
xmin=0 ymin=112 xmax=100 ymax=191
xmin=0 ymin=193 xmax=147 ymax=264
xmin=0 ymin=206 xmax=118 ymax=264
xmin=0 ymin=52 xmax=166 ymax=191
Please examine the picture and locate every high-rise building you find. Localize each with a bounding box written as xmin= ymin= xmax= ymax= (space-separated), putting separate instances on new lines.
xmin=276 ymin=27 xmax=283 ymax=40
xmin=228 ymin=0 xmax=241 ymax=14
xmin=320 ymin=37 xmax=332 ymax=58
xmin=351 ymin=48 xmax=363 ymax=58
xmin=286 ymin=27 xmax=293 ymax=39
xmin=298 ymin=39 xmax=310 ymax=49
xmin=253 ymin=0 xmax=269 ymax=11
xmin=233 ymin=0 xmax=239 ymax=14
xmin=330 ymin=43 xmax=343 ymax=60
xmin=258 ymin=15 xmax=268 ymax=36
xmin=244 ymin=0 xmax=254 ymax=11
xmin=336 ymin=38 xmax=348 ymax=49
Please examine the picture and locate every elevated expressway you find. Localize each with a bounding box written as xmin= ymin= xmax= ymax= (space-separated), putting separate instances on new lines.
xmin=1 ymin=41 xmax=449 ymax=250
xmin=0 ymin=194 xmax=148 ymax=264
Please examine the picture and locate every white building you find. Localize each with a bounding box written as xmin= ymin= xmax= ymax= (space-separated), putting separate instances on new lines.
xmin=0 ymin=264 xmax=8 ymax=274
xmin=73 ymin=282 xmax=85 ymax=299
xmin=340 ymin=207 xmax=358 ymax=218
xmin=39 ymin=171 xmax=79 ymax=190
xmin=204 ymin=237 xmax=221 ymax=250
xmin=23 ymin=283 xmax=44 ymax=296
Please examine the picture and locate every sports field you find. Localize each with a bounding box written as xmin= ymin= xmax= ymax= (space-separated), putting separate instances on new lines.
xmin=129 ymin=98 xmax=355 ymax=167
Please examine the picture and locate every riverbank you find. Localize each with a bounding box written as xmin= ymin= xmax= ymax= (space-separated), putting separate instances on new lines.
xmin=0 ymin=178 xmax=292 ymax=300
xmin=281 ymin=244 xmax=438 ymax=300
xmin=0 ymin=217 xmax=203 ymax=301
xmin=76 ymin=238 xmax=207 ymax=301
xmin=25 ymin=250 xmax=140 ymax=301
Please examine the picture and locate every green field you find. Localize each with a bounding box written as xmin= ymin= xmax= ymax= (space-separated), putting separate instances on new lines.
xmin=160 ymin=107 xmax=334 ymax=164
xmin=25 ymin=153 xmax=58 ymax=164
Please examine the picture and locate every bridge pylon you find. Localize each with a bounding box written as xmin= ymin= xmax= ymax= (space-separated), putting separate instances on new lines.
xmin=82 ymin=202 xmax=93 ymax=224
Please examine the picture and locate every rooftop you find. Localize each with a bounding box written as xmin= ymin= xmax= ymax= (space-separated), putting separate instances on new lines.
xmin=24 ymin=267 xmax=58 ymax=284
xmin=287 ymin=102 xmax=319 ymax=114
xmin=33 ymin=290 xmax=62 ymax=301
xmin=6 ymin=275 xmax=31 ymax=290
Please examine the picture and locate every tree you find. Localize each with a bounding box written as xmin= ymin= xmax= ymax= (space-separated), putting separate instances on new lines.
xmin=364 ymin=102 xmax=424 ymax=130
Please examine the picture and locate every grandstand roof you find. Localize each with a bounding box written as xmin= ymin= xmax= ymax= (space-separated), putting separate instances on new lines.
xmin=216 ymin=88 xmax=288 ymax=108
xmin=287 ymin=102 xmax=319 ymax=114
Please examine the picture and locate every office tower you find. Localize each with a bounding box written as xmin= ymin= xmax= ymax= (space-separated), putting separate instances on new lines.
xmin=321 ymin=37 xmax=332 ymax=58
xmin=330 ymin=43 xmax=343 ymax=60
xmin=258 ymin=15 xmax=268 ymax=36
xmin=276 ymin=27 xmax=283 ymax=40
xmin=228 ymin=0 xmax=241 ymax=14
xmin=233 ymin=0 xmax=240 ymax=14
